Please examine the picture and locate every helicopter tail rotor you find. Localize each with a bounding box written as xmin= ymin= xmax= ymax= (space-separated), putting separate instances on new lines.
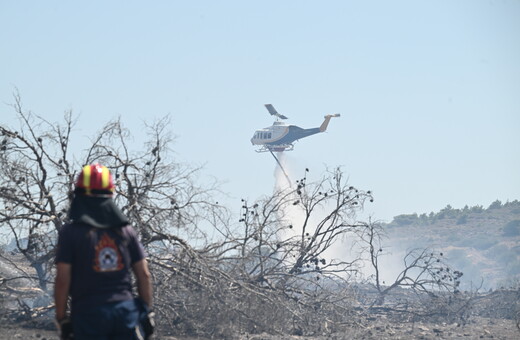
xmin=320 ymin=113 xmax=340 ymax=132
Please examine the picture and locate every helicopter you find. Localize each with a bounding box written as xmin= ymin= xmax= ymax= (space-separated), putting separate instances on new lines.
xmin=250 ymin=104 xmax=340 ymax=153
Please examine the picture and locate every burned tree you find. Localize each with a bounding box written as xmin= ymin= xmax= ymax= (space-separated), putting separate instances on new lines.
xmin=0 ymin=93 xmax=75 ymax=291
xmin=80 ymin=115 xmax=227 ymax=248
xmin=234 ymin=168 xmax=374 ymax=287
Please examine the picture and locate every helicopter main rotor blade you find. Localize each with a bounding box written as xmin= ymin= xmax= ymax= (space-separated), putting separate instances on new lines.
xmin=264 ymin=104 xmax=288 ymax=120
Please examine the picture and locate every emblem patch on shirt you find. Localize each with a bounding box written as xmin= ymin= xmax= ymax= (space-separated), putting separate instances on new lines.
xmin=94 ymin=232 xmax=124 ymax=272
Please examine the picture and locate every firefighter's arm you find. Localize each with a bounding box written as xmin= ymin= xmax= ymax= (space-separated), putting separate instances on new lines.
xmin=133 ymin=258 xmax=153 ymax=308
xmin=54 ymin=262 xmax=71 ymax=320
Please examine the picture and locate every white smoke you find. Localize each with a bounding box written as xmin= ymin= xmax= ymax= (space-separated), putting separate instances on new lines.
xmin=272 ymin=155 xmax=351 ymax=265
xmin=272 ymin=157 xmax=437 ymax=287
xmin=272 ymin=156 xmax=406 ymax=284
xmin=273 ymin=152 xmax=304 ymax=241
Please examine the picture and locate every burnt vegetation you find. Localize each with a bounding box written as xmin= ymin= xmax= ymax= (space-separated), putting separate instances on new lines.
xmin=1 ymin=96 xmax=519 ymax=337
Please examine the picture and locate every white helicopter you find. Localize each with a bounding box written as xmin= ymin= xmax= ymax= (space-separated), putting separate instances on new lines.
xmin=251 ymin=104 xmax=340 ymax=153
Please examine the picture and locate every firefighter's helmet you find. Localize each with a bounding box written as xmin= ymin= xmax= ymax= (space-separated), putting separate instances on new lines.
xmin=75 ymin=164 xmax=115 ymax=197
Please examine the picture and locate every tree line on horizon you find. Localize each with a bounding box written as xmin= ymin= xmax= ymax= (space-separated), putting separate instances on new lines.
xmin=389 ymin=199 xmax=520 ymax=227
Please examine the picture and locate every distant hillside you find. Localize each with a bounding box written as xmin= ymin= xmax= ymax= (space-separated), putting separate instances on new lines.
xmin=384 ymin=200 xmax=520 ymax=290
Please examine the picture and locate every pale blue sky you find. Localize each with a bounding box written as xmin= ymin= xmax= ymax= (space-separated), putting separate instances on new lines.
xmin=1 ymin=0 xmax=519 ymax=222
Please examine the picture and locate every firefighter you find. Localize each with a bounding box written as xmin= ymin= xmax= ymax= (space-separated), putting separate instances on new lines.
xmin=54 ymin=164 xmax=154 ymax=339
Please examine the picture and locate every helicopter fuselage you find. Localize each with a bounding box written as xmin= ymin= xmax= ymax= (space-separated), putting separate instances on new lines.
xmin=251 ymin=104 xmax=340 ymax=152
xmin=251 ymin=121 xmax=322 ymax=152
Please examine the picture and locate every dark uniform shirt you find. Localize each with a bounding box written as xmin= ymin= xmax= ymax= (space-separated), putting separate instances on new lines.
xmin=55 ymin=223 xmax=146 ymax=313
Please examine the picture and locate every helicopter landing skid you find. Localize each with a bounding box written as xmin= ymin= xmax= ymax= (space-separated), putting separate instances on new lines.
xmin=255 ymin=144 xmax=294 ymax=153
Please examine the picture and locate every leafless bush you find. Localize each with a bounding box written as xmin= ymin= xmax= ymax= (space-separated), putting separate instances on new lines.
xmin=143 ymin=168 xmax=373 ymax=337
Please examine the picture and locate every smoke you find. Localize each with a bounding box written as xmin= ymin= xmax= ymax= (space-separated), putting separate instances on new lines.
xmin=271 ymin=156 xmax=487 ymax=289
xmin=273 ymin=152 xmax=304 ymax=241
xmin=272 ymin=156 xmax=407 ymax=284
xmin=272 ymin=155 xmax=353 ymax=265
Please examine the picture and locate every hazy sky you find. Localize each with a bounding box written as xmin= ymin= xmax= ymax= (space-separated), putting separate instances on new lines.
xmin=1 ymin=0 xmax=519 ymax=222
